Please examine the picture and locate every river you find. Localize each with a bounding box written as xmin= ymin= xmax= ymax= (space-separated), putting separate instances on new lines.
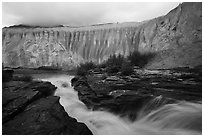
xmin=36 ymin=74 xmax=202 ymax=135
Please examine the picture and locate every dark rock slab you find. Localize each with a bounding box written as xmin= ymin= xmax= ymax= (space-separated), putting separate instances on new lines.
xmin=3 ymin=96 xmax=92 ymax=135
xmin=2 ymin=81 xmax=57 ymax=123
xmin=2 ymin=69 xmax=14 ymax=82
xmin=2 ymin=78 xmax=92 ymax=135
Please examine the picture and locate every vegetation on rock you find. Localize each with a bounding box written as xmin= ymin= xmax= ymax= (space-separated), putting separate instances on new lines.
xmin=76 ymin=62 xmax=96 ymax=76
xmin=76 ymin=51 xmax=154 ymax=76
xmin=128 ymin=51 xmax=155 ymax=68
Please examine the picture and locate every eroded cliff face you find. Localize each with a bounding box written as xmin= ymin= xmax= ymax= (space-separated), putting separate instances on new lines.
xmin=2 ymin=2 xmax=202 ymax=70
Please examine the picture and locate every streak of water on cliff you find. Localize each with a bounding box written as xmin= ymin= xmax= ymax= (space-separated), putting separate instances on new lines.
xmin=40 ymin=75 xmax=202 ymax=135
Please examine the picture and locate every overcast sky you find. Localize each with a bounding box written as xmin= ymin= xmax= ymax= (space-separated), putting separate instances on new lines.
xmin=2 ymin=2 xmax=180 ymax=27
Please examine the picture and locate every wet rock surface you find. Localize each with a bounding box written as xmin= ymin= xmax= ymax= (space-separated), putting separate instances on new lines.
xmin=2 ymin=71 xmax=92 ymax=135
xmin=72 ymin=66 xmax=202 ymax=121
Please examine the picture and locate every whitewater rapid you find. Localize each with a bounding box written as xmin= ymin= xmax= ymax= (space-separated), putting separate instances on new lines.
xmin=40 ymin=75 xmax=202 ymax=135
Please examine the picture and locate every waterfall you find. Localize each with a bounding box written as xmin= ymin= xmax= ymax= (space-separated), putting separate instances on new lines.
xmin=40 ymin=75 xmax=202 ymax=135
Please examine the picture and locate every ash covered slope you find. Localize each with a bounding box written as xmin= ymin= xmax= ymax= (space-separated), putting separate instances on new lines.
xmin=145 ymin=2 xmax=202 ymax=69
xmin=2 ymin=2 xmax=201 ymax=70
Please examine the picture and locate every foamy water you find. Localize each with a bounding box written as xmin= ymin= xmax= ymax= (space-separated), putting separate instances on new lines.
xmin=40 ymin=75 xmax=202 ymax=135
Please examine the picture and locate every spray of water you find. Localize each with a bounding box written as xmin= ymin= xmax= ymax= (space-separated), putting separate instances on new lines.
xmin=40 ymin=75 xmax=202 ymax=135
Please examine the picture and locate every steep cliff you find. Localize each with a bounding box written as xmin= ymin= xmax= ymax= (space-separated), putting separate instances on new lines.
xmin=2 ymin=2 xmax=202 ymax=70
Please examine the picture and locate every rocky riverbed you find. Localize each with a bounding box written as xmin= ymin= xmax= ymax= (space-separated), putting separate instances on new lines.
xmin=2 ymin=69 xmax=92 ymax=135
xmin=71 ymin=66 xmax=202 ymax=121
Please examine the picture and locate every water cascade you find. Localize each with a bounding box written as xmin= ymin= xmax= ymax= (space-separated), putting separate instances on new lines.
xmin=41 ymin=75 xmax=201 ymax=135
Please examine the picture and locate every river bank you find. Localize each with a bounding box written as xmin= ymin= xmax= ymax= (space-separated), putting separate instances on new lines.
xmin=71 ymin=66 xmax=202 ymax=134
xmin=2 ymin=69 xmax=92 ymax=135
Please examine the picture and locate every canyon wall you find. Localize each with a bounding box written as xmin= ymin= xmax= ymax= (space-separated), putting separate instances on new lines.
xmin=2 ymin=2 xmax=202 ymax=70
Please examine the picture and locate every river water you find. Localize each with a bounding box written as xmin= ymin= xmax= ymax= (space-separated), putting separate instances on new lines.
xmin=37 ymin=74 xmax=202 ymax=135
